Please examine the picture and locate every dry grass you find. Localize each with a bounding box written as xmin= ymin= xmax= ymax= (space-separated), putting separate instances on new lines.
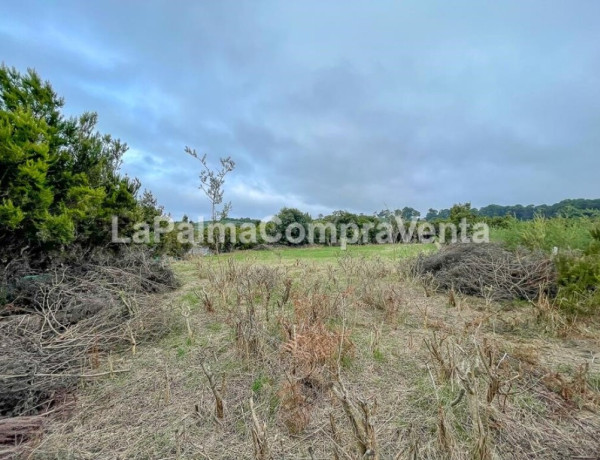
xmin=19 ymin=250 xmax=600 ymax=459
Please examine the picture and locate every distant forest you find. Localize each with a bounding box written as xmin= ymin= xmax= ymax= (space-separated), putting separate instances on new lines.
xmin=427 ymin=198 xmax=600 ymax=221
xmin=213 ymin=198 xmax=600 ymax=225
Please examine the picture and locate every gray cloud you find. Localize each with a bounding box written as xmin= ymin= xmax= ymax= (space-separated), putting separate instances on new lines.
xmin=1 ymin=0 xmax=599 ymax=219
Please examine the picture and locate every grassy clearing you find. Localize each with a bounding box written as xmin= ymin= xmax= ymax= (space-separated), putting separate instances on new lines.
xmin=29 ymin=244 xmax=600 ymax=459
xmin=221 ymin=243 xmax=436 ymax=263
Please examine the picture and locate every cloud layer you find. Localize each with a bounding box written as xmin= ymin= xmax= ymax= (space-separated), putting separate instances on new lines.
xmin=2 ymin=1 xmax=599 ymax=219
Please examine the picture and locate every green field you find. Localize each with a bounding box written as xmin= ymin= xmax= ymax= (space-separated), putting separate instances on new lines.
xmin=215 ymin=242 xmax=436 ymax=263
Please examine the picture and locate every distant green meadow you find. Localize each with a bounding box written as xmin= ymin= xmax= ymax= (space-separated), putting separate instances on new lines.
xmin=212 ymin=243 xmax=436 ymax=263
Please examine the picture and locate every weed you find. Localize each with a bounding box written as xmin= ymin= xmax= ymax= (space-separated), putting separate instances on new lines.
xmin=252 ymin=375 xmax=270 ymax=393
xmin=373 ymin=348 xmax=385 ymax=363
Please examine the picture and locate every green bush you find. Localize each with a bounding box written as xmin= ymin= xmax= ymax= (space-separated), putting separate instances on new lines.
xmin=275 ymin=207 xmax=312 ymax=245
xmin=491 ymin=216 xmax=597 ymax=252
xmin=0 ymin=66 xmax=164 ymax=262
xmin=555 ymin=225 xmax=600 ymax=316
xmin=490 ymin=216 xmax=600 ymax=317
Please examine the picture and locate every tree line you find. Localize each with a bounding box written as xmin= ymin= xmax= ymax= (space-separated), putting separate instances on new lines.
xmin=425 ymin=199 xmax=600 ymax=221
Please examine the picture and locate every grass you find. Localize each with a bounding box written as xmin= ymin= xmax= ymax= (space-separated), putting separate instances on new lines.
xmin=28 ymin=243 xmax=600 ymax=460
xmin=251 ymin=375 xmax=270 ymax=393
xmin=219 ymin=242 xmax=435 ymax=263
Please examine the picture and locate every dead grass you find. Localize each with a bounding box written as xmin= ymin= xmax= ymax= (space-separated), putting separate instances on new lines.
xmin=20 ymin=251 xmax=600 ymax=459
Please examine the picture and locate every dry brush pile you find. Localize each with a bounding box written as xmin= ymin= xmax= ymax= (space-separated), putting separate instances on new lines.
xmin=0 ymin=248 xmax=178 ymax=446
xmin=413 ymin=243 xmax=557 ymax=301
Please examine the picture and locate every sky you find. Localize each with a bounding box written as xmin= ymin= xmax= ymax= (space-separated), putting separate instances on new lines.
xmin=1 ymin=1 xmax=599 ymax=220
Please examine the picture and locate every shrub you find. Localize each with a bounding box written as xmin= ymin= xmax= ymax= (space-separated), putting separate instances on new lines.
xmin=275 ymin=207 xmax=312 ymax=245
xmin=491 ymin=216 xmax=597 ymax=252
xmin=0 ymin=66 xmax=164 ymax=263
xmin=555 ymin=225 xmax=600 ymax=316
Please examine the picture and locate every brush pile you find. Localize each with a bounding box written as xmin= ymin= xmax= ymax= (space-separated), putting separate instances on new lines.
xmin=413 ymin=243 xmax=556 ymax=300
xmin=0 ymin=248 xmax=178 ymax=422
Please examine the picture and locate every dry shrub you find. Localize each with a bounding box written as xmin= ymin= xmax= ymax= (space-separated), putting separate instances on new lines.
xmin=413 ymin=243 xmax=556 ymax=301
xmin=223 ymin=264 xmax=289 ymax=360
xmin=277 ymin=318 xmax=352 ymax=435
xmin=232 ymin=302 xmax=264 ymax=360
xmin=291 ymin=289 xmax=341 ymax=325
xmin=435 ymin=334 xmax=600 ymax=458
xmin=542 ymin=363 xmax=600 ymax=407
xmin=281 ymin=320 xmax=352 ymax=382
xmin=249 ymin=266 xmax=284 ymax=322
xmin=222 ymin=258 xmax=241 ymax=283
xmin=200 ymin=362 xmax=225 ymax=419
xmin=359 ymin=284 xmax=402 ymax=322
xmin=228 ymin=270 xmax=266 ymax=360
xmin=476 ymin=339 xmax=520 ymax=407
xmin=276 ymin=291 xmax=353 ymax=434
xmin=331 ymin=376 xmax=379 ymax=459
xmin=278 ymin=380 xmax=312 ymax=434
xmin=424 ymin=332 xmax=457 ymax=382
xmin=336 ymin=254 xmax=362 ymax=277
xmin=474 ymin=337 xmax=600 ymax=410
xmin=357 ymin=258 xmax=390 ymax=280
xmin=198 ymin=258 xmax=243 ymax=307
xmin=533 ymin=287 xmax=569 ymax=334
xmin=418 ymin=272 xmax=438 ymax=297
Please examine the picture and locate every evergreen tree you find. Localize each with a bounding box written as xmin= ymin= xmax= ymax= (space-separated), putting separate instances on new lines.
xmin=0 ymin=66 xmax=160 ymax=262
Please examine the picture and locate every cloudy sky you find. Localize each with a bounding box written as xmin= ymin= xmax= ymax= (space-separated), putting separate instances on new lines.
xmin=2 ymin=1 xmax=599 ymax=219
